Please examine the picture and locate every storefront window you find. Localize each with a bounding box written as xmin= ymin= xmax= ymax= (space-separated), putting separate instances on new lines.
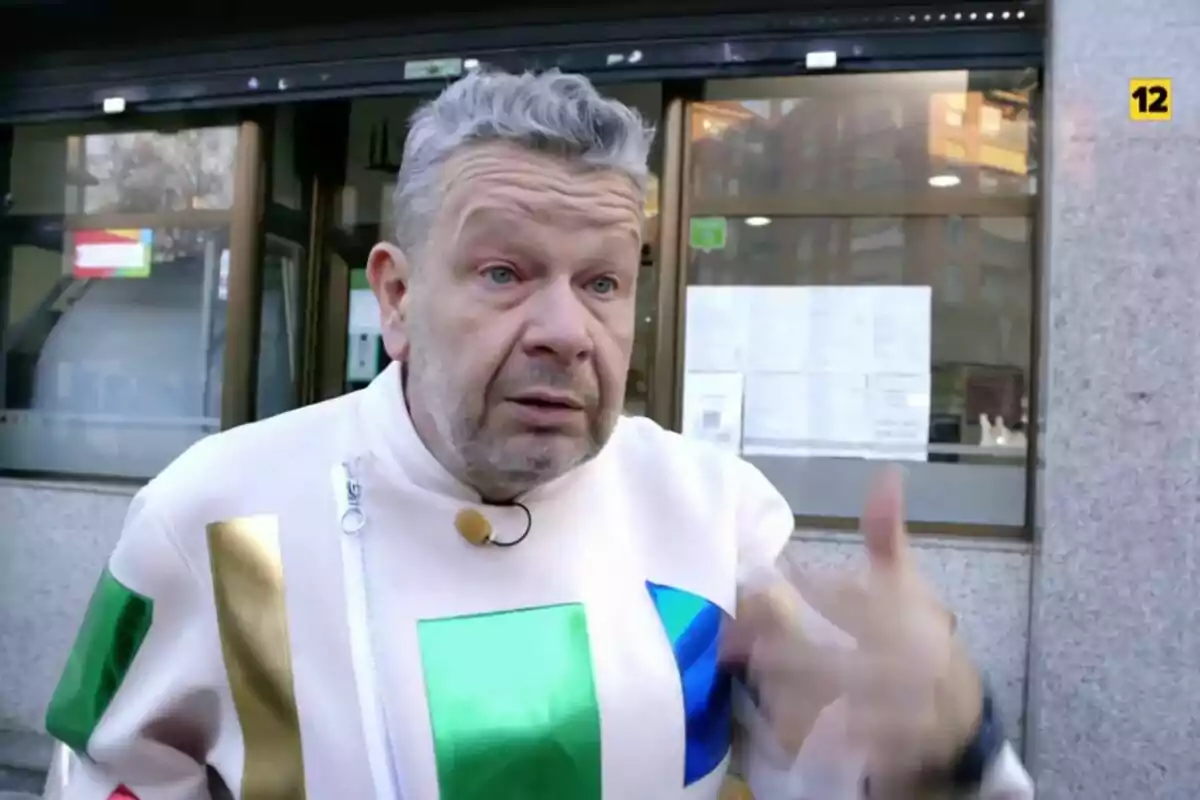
xmin=0 ymin=120 xmax=241 ymax=478
xmin=680 ymin=71 xmax=1038 ymax=531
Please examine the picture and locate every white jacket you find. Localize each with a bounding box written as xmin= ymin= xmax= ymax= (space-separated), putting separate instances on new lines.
xmin=43 ymin=364 xmax=1032 ymax=799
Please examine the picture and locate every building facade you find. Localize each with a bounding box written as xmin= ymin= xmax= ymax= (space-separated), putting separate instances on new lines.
xmin=0 ymin=1 xmax=1196 ymax=797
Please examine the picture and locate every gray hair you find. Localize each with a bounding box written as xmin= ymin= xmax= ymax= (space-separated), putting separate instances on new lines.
xmin=391 ymin=69 xmax=656 ymax=256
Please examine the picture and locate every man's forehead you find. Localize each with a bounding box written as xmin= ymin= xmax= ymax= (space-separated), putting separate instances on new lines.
xmin=448 ymin=202 xmax=643 ymax=253
xmin=437 ymin=145 xmax=645 ymax=234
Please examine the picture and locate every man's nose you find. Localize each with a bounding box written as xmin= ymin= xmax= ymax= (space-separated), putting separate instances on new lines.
xmin=521 ymin=280 xmax=593 ymax=363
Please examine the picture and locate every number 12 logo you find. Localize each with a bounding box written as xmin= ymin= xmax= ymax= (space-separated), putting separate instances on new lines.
xmin=1130 ymin=78 xmax=1172 ymax=121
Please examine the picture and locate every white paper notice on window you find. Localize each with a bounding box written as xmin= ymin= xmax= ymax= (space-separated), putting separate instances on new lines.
xmin=345 ymin=288 xmax=381 ymax=384
xmin=681 ymin=372 xmax=744 ymax=454
xmin=347 ymin=288 xmax=379 ymax=335
xmin=866 ymin=372 xmax=931 ymax=461
xmin=742 ymin=371 xmax=873 ymax=459
xmin=684 ymin=285 xmax=931 ymax=375
xmin=870 ymin=286 xmax=931 ymax=375
xmin=683 ymin=289 xmax=748 ymax=373
xmin=684 ymin=284 xmax=932 ymax=461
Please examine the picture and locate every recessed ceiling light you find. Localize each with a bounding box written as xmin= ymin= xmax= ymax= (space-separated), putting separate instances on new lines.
xmin=928 ymin=174 xmax=961 ymax=188
xmin=745 ymin=216 xmax=772 ymax=227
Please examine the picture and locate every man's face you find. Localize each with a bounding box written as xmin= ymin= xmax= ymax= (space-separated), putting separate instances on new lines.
xmin=371 ymin=141 xmax=643 ymax=499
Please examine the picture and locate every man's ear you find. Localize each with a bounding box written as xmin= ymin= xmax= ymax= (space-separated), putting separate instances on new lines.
xmin=367 ymin=242 xmax=412 ymax=361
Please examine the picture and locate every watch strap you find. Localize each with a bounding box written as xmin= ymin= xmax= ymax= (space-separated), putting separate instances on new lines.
xmin=949 ymin=684 xmax=1006 ymax=788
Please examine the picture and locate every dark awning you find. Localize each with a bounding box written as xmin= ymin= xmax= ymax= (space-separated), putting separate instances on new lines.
xmin=0 ymin=0 xmax=1043 ymax=122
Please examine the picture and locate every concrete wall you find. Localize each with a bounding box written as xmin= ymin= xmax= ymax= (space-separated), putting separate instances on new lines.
xmin=1025 ymin=1 xmax=1200 ymax=798
xmin=0 ymin=477 xmax=1031 ymax=790
xmin=786 ymin=533 xmax=1032 ymax=751
xmin=0 ymin=480 xmax=132 ymax=791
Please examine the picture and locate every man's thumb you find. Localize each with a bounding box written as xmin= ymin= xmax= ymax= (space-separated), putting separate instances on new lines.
xmin=862 ymin=467 xmax=910 ymax=569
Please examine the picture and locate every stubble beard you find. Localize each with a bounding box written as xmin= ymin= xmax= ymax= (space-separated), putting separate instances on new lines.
xmin=406 ymin=320 xmax=616 ymax=502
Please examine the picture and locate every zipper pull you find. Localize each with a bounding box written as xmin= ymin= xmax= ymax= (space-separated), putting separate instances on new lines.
xmin=335 ymin=461 xmax=366 ymax=534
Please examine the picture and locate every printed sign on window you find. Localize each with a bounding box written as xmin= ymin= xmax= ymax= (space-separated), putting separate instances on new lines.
xmin=73 ymin=229 xmax=153 ymax=279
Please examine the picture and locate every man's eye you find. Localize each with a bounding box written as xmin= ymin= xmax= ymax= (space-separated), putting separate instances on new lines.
xmin=589 ymin=276 xmax=618 ymax=295
xmin=483 ymin=265 xmax=518 ymax=285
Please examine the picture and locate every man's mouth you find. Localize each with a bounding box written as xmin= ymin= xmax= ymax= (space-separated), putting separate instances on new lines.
xmin=508 ymin=391 xmax=585 ymax=411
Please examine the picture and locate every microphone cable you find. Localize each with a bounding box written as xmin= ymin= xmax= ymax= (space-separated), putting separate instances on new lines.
xmin=488 ymin=500 xmax=532 ymax=548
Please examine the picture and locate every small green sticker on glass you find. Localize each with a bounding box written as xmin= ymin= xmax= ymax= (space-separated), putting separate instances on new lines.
xmin=689 ymin=217 xmax=728 ymax=252
xmin=404 ymin=58 xmax=464 ymax=80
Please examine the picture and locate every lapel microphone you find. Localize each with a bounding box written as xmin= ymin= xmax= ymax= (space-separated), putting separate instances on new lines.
xmin=454 ymin=502 xmax=533 ymax=548
xmin=454 ymin=509 xmax=493 ymax=546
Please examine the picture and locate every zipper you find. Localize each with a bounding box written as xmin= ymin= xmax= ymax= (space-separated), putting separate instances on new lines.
xmin=335 ymin=459 xmax=402 ymax=800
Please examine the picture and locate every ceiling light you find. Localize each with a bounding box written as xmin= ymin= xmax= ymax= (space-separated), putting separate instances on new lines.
xmin=928 ymin=174 xmax=961 ymax=188
xmin=745 ymin=216 xmax=772 ymax=227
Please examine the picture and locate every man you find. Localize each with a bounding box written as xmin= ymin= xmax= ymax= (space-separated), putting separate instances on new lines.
xmin=44 ymin=70 xmax=1033 ymax=799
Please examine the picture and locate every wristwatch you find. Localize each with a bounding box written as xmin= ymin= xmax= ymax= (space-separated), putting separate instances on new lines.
xmin=948 ymin=684 xmax=1005 ymax=788
xmin=862 ymin=684 xmax=1006 ymax=797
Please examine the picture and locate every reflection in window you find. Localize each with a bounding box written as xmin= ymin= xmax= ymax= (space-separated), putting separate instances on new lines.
xmin=256 ymin=235 xmax=306 ymax=420
xmin=681 ymin=71 xmax=1037 ymax=529
xmin=691 ymin=71 xmax=1037 ymax=202
xmin=0 ymin=122 xmax=238 ymax=478
xmin=79 ymin=128 xmax=238 ymax=214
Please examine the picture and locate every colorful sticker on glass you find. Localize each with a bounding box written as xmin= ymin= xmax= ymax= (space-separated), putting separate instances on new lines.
xmin=689 ymin=218 xmax=727 ymax=253
xmin=73 ymin=229 xmax=153 ymax=279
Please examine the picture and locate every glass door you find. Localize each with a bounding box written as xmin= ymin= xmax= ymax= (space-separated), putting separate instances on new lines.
xmin=330 ymin=93 xmax=431 ymax=396
xmin=255 ymin=233 xmax=307 ymax=417
xmin=0 ymin=112 xmax=265 ymax=478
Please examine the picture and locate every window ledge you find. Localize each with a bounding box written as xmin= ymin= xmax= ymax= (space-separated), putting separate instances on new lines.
xmin=0 ymin=474 xmax=143 ymax=497
xmin=792 ymin=528 xmax=1032 ymax=554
